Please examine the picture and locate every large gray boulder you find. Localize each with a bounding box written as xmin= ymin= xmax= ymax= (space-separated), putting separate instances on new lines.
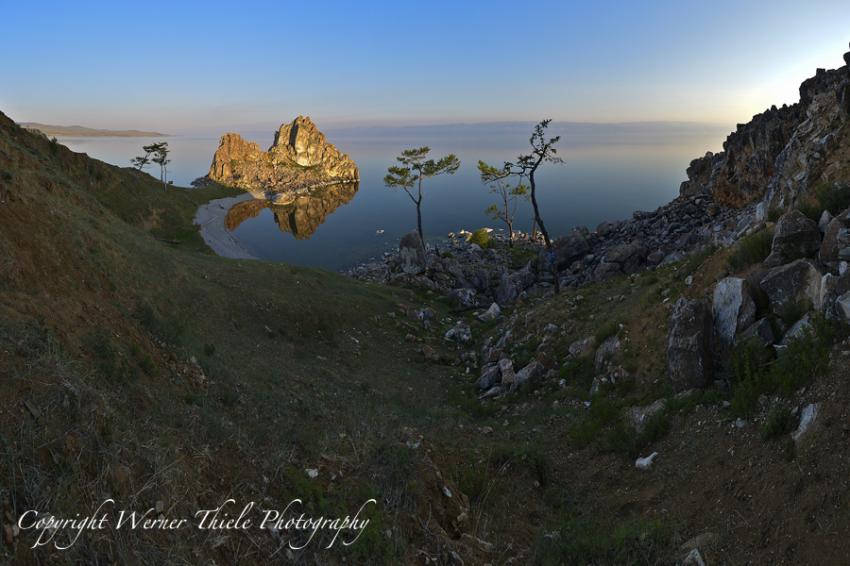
xmin=667 ymin=298 xmax=714 ymax=392
xmin=737 ymin=318 xmax=775 ymax=348
xmin=712 ymin=277 xmax=756 ymax=347
xmin=494 ymin=262 xmax=535 ymax=305
xmin=835 ymin=291 xmax=850 ymax=321
xmin=398 ymin=231 xmax=425 ymax=274
xmin=605 ymin=240 xmax=649 ymax=274
xmin=819 ymin=209 xmax=850 ymax=264
xmin=759 ymin=259 xmax=822 ymax=314
xmin=764 ymin=210 xmax=821 ymax=267
xmin=554 ymin=229 xmax=590 ymax=269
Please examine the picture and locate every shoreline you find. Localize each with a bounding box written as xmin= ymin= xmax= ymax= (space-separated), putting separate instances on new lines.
xmin=193 ymin=194 xmax=257 ymax=260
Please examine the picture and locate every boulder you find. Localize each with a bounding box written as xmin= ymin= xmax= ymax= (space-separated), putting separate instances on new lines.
xmin=399 ymin=231 xmax=426 ymax=274
xmin=494 ymin=262 xmax=535 ymax=305
xmin=567 ymin=336 xmax=595 ymax=358
xmin=737 ymin=318 xmax=775 ymax=348
xmin=593 ymin=261 xmax=623 ymax=281
xmin=792 ymin=403 xmax=819 ymax=443
xmin=626 ymin=399 xmax=666 ymax=433
xmin=554 ymin=229 xmax=590 ymax=269
xmin=605 ymin=241 xmax=648 ymax=274
xmin=759 ymin=259 xmax=822 ymax=314
xmin=444 ymin=322 xmax=472 ymax=343
xmin=514 ymin=361 xmax=544 ymax=387
xmin=819 ymin=211 xmax=850 ymax=264
xmin=835 ymin=291 xmax=850 ymax=321
xmin=764 ymin=210 xmax=821 ymax=267
xmin=498 ymin=358 xmax=515 ymax=385
xmin=596 ymin=221 xmax=616 ymax=237
xmin=448 ymin=287 xmax=477 ymax=308
xmin=779 ymin=313 xmax=813 ymax=346
xmin=712 ymin=277 xmax=756 ymax=347
xmin=477 ymin=302 xmax=501 ymax=322
xmin=594 ymin=335 xmax=621 ymax=373
xmin=667 ymin=298 xmax=714 ymax=392
xmin=819 ymin=210 xmax=833 ymax=233
xmin=476 ymin=364 xmax=501 ymax=390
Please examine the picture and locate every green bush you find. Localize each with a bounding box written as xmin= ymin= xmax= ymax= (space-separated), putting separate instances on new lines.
xmin=778 ymin=300 xmax=810 ymax=327
xmin=533 ymin=516 xmax=673 ymax=565
xmin=767 ymin=207 xmax=783 ymax=222
xmin=731 ymin=316 xmax=839 ymax=415
xmin=468 ymin=228 xmax=491 ymax=247
xmin=728 ymin=228 xmax=774 ymax=272
xmin=594 ymin=320 xmax=620 ymax=344
xmin=798 ymin=200 xmax=822 ymax=221
xmin=761 ymin=407 xmax=794 ymax=440
xmin=559 ymin=356 xmax=595 ymax=393
xmin=815 ymin=182 xmax=850 ymax=215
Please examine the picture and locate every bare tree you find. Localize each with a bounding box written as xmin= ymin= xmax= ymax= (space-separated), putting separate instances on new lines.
xmin=478 ymin=160 xmax=528 ymax=245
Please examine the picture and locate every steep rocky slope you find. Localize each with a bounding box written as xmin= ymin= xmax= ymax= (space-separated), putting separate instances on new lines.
xmin=207 ymin=116 xmax=359 ymax=200
xmin=681 ymin=43 xmax=850 ymax=212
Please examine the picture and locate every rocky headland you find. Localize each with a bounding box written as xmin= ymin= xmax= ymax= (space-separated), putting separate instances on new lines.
xmin=206 ymin=116 xmax=359 ymax=203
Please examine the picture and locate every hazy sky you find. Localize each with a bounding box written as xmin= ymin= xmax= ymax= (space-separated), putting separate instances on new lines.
xmin=2 ymin=0 xmax=849 ymax=132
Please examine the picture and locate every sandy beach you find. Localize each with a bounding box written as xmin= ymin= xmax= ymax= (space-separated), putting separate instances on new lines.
xmin=193 ymin=193 xmax=257 ymax=259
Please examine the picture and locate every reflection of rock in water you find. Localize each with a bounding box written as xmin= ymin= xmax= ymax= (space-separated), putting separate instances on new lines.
xmin=224 ymin=183 xmax=358 ymax=239
xmin=224 ymin=198 xmax=267 ymax=231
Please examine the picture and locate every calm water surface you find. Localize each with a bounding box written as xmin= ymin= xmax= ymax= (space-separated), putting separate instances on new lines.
xmin=59 ymin=122 xmax=729 ymax=270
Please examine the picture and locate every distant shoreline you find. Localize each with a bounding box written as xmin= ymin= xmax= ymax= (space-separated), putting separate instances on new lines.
xmin=18 ymin=122 xmax=169 ymax=138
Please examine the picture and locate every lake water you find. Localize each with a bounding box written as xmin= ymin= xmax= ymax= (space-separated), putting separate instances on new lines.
xmin=58 ymin=122 xmax=729 ymax=271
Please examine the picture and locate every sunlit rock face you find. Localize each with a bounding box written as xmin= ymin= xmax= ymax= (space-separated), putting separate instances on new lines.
xmin=224 ymin=182 xmax=358 ymax=239
xmin=208 ymin=116 xmax=358 ymax=199
xmin=680 ymin=44 xmax=850 ymax=209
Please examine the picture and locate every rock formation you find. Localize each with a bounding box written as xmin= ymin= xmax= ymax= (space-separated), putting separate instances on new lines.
xmin=208 ymin=116 xmax=359 ymax=199
xmin=680 ymin=43 xmax=850 ymax=211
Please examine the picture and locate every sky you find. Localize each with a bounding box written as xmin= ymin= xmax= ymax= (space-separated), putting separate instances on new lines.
xmin=2 ymin=0 xmax=849 ymax=132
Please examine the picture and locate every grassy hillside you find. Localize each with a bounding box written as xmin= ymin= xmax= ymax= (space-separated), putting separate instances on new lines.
xmin=4 ymin=109 xmax=850 ymax=564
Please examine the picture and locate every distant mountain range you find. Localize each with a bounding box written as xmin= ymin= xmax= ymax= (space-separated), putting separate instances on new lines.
xmin=18 ymin=122 xmax=168 ymax=137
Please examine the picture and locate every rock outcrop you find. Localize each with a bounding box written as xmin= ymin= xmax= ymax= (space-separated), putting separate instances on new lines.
xmin=680 ymin=43 xmax=850 ymax=210
xmin=667 ymin=298 xmax=714 ymax=392
xmin=764 ymin=210 xmax=821 ymax=267
xmin=208 ymin=116 xmax=359 ymax=199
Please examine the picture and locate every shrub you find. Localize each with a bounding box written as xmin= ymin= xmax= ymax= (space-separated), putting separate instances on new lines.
xmin=767 ymin=207 xmax=783 ymax=222
xmin=594 ymin=320 xmax=620 ymax=344
xmin=778 ymin=300 xmax=810 ymax=327
xmin=815 ymin=182 xmax=850 ymax=215
xmin=468 ymin=228 xmax=491 ymax=248
xmin=731 ymin=316 xmax=839 ymax=415
xmin=728 ymin=228 xmax=774 ymax=272
xmin=533 ymin=515 xmax=673 ymax=565
xmin=761 ymin=407 xmax=794 ymax=440
xmin=797 ymin=199 xmax=822 ymax=221
xmin=559 ymin=356 xmax=595 ymax=394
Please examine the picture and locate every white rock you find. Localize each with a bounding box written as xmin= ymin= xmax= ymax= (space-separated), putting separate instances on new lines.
xmin=305 ymin=468 xmax=319 ymax=479
xmin=477 ymin=302 xmax=502 ymax=322
xmin=792 ymin=403 xmax=819 ymax=442
xmin=712 ymin=277 xmax=755 ymax=347
xmin=635 ymin=452 xmax=658 ymax=470
xmin=836 ymin=291 xmax=850 ymax=321
xmin=683 ymin=548 xmax=706 ymax=566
